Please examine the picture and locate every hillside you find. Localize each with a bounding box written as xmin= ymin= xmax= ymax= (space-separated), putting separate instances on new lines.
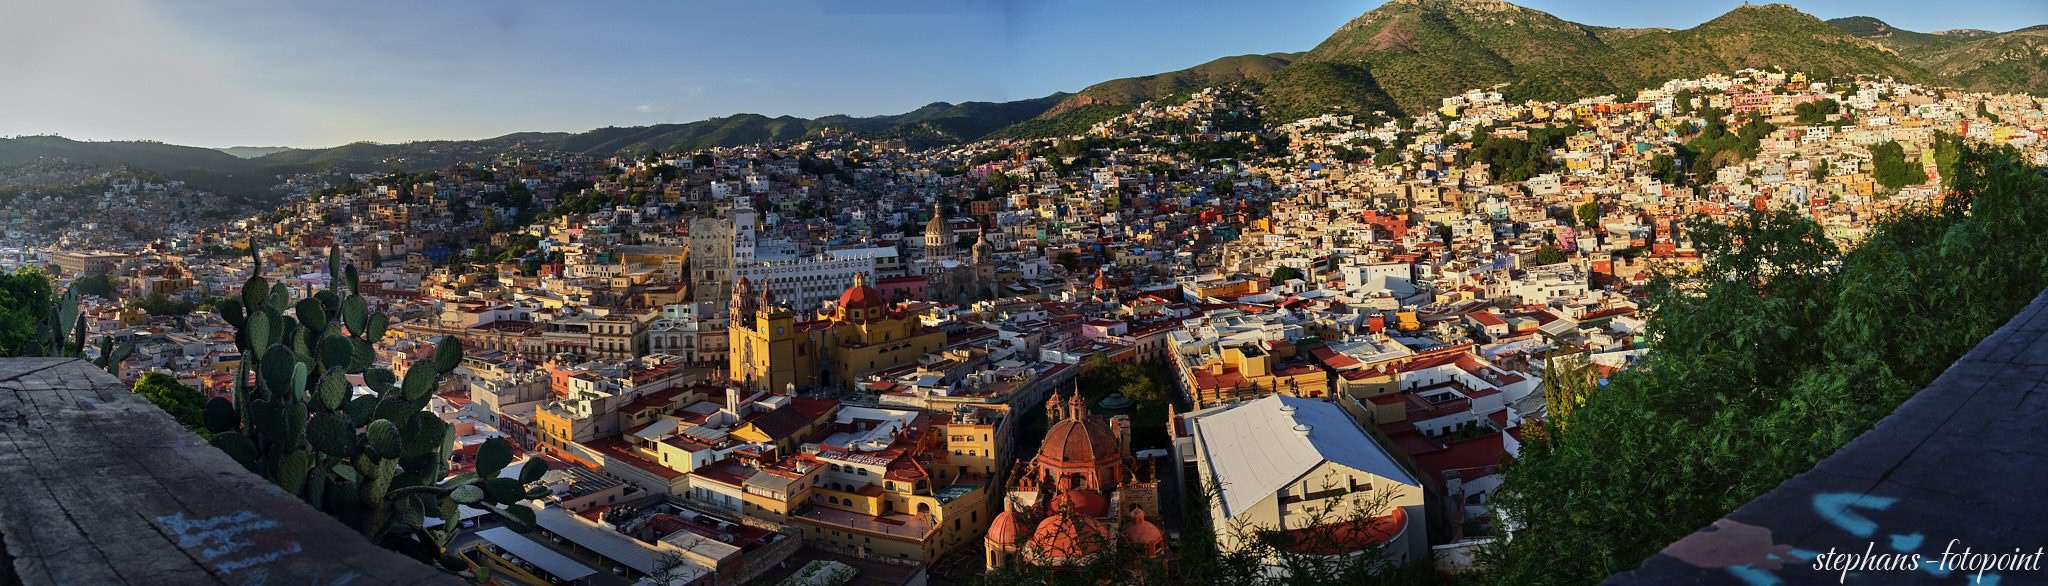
xmin=1039 ymin=53 xmax=1299 ymax=117
xmin=1593 ymin=4 xmax=1927 ymax=92
xmin=0 ymin=136 xmax=254 ymax=172
xmin=216 ymin=146 xmax=296 ymax=159
xmin=1832 ymin=17 xmax=2048 ymax=95
xmin=985 ymin=53 xmax=1300 ymax=140
xmin=1262 ymin=1 xmax=1934 ymax=119
xmin=1295 ymin=0 xmax=1615 ymax=116
xmin=9 ymin=0 xmax=2044 ymax=187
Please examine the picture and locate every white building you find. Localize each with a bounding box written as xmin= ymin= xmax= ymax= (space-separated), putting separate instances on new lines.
xmin=1174 ymin=395 xmax=1427 ymax=573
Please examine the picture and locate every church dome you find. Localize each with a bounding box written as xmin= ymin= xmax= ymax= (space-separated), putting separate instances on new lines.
xmin=1027 ymin=512 xmax=1111 ymax=566
xmin=987 ymin=510 xmax=1026 ymax=549
xmin=835 ymin=272 xmax=889 ymax=312
xmin=1036 ymin=416 xmax=1121 ymax=471
xmin=1052 ymin=488 xmax=1109 ymax=518
xmin=1124 ymin=509 xmax=1166 ymax=556
xmin=924 ymin=203 xmax=949 ymax=238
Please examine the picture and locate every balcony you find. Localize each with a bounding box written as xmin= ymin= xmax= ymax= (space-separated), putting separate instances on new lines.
xmin=1608 ymin=290 xmax=2048 ymax=584
xmin=792 ymin=505 xmax=936 ymax=541
xmin=0 ymin=358 xmax=455 ymax=585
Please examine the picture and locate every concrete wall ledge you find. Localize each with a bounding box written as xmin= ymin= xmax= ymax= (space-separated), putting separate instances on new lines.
xmin=0 ymin=358 xmax=457 ymax=585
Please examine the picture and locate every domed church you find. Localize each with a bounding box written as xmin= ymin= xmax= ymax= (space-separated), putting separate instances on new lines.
xmin=984 ymin=390 xmax=1166 ymax=570
xmin=727 ymin=272 xmax=947 ymax=392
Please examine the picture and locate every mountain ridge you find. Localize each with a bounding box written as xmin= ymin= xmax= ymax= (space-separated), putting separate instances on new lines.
xmin=7 ymin=1 xmax=2043 ymax=193
xmin=1826 ymin=16 xmax=2048 ymax=95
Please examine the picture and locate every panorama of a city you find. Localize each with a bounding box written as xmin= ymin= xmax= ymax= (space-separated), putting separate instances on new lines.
xmin=5 ymin=0 xmax=2047 ymax=584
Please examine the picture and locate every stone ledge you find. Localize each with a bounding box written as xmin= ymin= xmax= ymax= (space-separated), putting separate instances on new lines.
xmin=0 ymin=358 xmax=457 ymax=585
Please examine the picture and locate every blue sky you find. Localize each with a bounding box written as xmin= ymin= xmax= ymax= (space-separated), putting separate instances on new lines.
xmin=1 ymin=0 xmax=2040 ymax=148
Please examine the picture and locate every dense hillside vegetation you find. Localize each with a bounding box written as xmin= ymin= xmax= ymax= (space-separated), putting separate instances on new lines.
xmin=1262 ymin=0 xmax=1932 ymax=121
xmin=1830 ymin=17 xmax=2048 ymax=95
xmin=1477 ymin=142 xmax=2048 ymax=585
xmin=1038 ymin=53 xmax=1299 ymax=118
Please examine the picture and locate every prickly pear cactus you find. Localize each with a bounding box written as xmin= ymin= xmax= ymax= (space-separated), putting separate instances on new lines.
xmin=202 ymin=246 xmax=546 ymax=579
xmin=32 ymin=281 xmax=135 ymax=375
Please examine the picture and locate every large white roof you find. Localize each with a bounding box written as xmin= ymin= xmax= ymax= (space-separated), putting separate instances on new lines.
xmin=476 ymin=526 xmax=596 ymax=581
xmin=1189 ymin=394 xmax=1419 ymax=518
xmin=535 ymin=507 xmax=709 ymax=580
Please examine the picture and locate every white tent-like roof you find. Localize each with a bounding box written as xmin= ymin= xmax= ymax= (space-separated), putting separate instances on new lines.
xmin=477 ymin=526 xmax=596 ymax=581
xmin=1187 ymin=394 xmax=1420 ymax=518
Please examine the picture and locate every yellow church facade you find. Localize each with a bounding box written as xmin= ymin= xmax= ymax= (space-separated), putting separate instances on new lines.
xmin=729 ymin=273 xmax=946 ymax=392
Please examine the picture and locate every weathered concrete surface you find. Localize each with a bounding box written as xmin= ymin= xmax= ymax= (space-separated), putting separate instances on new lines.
xmin=1608 ymin=291 xmax=2048 ymax=585
xmin=0 ymin=358 xmax=456 ymax=585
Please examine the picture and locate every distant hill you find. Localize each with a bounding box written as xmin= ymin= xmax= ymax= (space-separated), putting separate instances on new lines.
xmin=216 ymin=146 xmax=296 ymax=159
xmin=248 ymin=97 xmax=1066 ymax=170
xmin=1040 ymin=53 xmax=1300 ymax=117
xmin=989 ymin=53 xmax=1299 ymax=140
xmin=1829 ymin=17 xmax=2048 ymax=95
xmin=0 ymin=136 xmax=253 ymax=172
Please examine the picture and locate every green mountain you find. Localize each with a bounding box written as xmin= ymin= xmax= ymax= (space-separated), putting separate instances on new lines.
xmin=1830 ymin=17 xmax=2048 ymax=95
xmin=985 ymin=53 xmax=1301 ymax=140
xmin=1296 ymin=0 xmax=1617 ymax=116
xmin=1257 ymin=0 xmax=1932 ymax=121
xmin=1591 ymin=4 xmax=1927 ymax=93
xmin=1040 ymin=53 xmax=1300 ymax=117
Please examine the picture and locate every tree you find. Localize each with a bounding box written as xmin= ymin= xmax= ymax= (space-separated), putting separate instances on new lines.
xmin=1810 ymin=158 xmax=1830 ymax=181
xmin=1532 ymin=243 xmax=1568 ymax=266
xmin=1372 ymin=146 xmax=1402 ymax=167
xmin=1119 ymin=379 xmax=1165 ymax=405
xmin=480 ymin=209 xmax=503 ymax=234
xmin=1477 ymin=144 xmax=2048 ymax=583
xmin=1055 ymin=251 xmax=1082 ymax=272
xmin=1871 ymin=140 xmax=1928 ymax=190
xmin=1793 ymin=98 xmax=1840 ymax=125
xmin=1539 ymin=351 xmax=1595 ymax=431
xmin=1211 ymin=178 xmax=1235 ymax=195
xmin=72 ymin=273 xmax=117 ymax=299
xmin=133 ymin=372 xmax=209 ymax=438
xmin=1269 ymin=266 xmax=1305 ymax=285
xmin=1647 ymin=153 xmax=1684 ymax=185
xmin=0 ymin=268 xmax=53 ymax=356
xmin=130 ymin=292 xmax=197 ymax=316
xmin=1575 ymin=202 xmax=1601 ymax=229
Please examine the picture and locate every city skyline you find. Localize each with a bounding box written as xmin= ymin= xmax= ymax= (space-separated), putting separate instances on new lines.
xmin=2 ymin=0 xmax=2042 ymax=149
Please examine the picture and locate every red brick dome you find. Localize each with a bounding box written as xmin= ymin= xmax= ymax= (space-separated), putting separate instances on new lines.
xmin=1035 ymin=417 xmax=1120 ymax=470
xmin=1124 ymin=509 xmax=1166 ymax=556
xmin=987 ymin=510 xmax=1026 ymax=548
xmin=1028 ymin=512 xmax=1110 ymax=565
xmin=836 ymin=272 xmax=888 ymax=312
xmin=1052 ymin=488 xmax=1109 ymax=518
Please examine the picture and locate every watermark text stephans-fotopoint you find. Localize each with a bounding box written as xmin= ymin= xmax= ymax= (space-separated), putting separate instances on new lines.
xmin=1811 ymin=539 xmax=2045 ymax=583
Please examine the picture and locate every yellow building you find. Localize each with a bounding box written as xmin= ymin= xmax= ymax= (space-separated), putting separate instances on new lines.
xmin=786 ymin=405 xmax=1002 ymax=564
xmin=1180 ymin=340 xmax=1332 ymax=409
xmin=728 ymin=273 xmax=946 ymax=392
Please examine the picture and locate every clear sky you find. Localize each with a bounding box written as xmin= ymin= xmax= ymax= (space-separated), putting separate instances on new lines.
xmin=2 ymin=0 xmax=2041 ymax=148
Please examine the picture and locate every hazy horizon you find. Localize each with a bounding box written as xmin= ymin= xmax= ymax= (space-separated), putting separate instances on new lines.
xmin=3 ymin=0 xmax=2042 ymax=149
